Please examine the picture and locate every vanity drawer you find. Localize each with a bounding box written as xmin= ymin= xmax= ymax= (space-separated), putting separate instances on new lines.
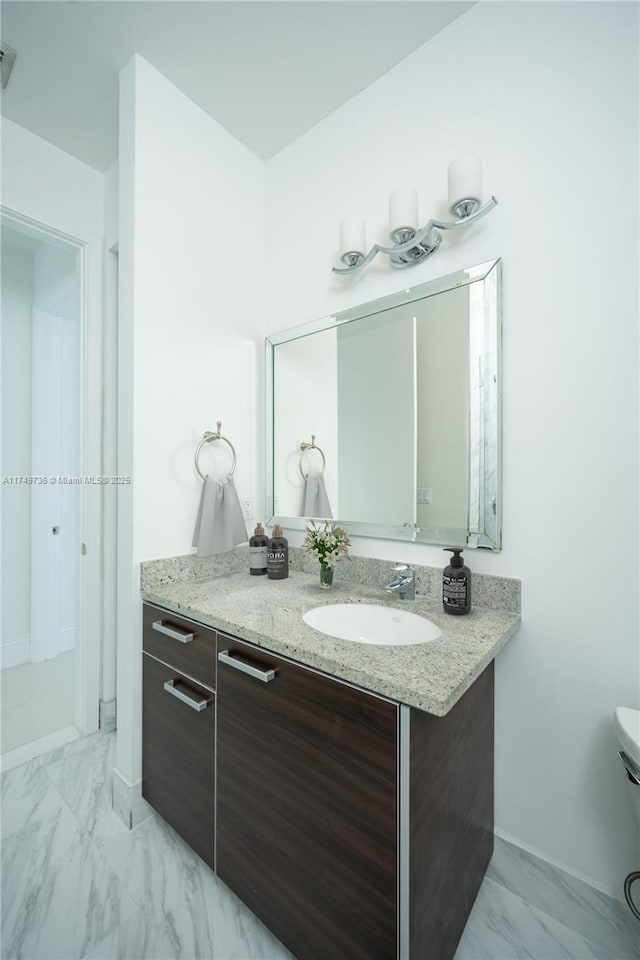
xmin=143 ymin=603 xmax=216 ymax=689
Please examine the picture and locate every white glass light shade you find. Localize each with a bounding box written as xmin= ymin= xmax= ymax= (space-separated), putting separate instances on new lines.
xmin=389 ymin=188 xmax=418 ymax=239
xmin=448 ymin=155 xmax=482 ymax=216
xmin=339 ymin=217 xmax=366 ymax=259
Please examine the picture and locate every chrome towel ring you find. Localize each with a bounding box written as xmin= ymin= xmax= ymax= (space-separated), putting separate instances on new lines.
xmin=195 ymin=421 xmax=237 ymax=481
xmin=299 ymin=435 xmax=326 ymax=479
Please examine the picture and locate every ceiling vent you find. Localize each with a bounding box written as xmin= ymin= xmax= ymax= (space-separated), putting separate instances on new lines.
xmin=0 ymin=42 xmax=17 ymax=89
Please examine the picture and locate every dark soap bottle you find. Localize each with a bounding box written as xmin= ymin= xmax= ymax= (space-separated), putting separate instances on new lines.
xmin=442 ymin=547 xmax=471 ymax=615
xmin=267 ymin=524 xmax=289 ymax=580
xmin=249 ymin=522 xmax=268 ymax=576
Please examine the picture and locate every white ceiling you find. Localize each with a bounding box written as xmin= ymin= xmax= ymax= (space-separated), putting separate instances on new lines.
xmin=0 ymin=1 xmax=474 ymax=171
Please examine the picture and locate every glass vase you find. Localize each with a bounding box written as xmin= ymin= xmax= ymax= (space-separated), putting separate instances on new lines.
xmin=319 ymin=562 xmax=334 ymax=589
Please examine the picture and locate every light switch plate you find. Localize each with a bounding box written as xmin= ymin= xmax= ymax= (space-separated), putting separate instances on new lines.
xmin=241 ymin=496 xmax=254 ymax=521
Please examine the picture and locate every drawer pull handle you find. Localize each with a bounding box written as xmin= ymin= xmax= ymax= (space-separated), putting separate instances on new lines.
xmin=218 ymin=650 xmax=275 ymax=683
xmin=153 ymin=620 xmax=194 ymax=644
xmin=163 ymin=679 xmax=211 ymax=712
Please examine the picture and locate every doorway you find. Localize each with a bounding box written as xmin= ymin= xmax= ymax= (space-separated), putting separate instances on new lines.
xmin=1 ymin=214 xmax=99 ymax=765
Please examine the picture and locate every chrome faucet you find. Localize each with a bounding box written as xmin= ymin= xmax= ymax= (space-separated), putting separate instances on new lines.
xmin=384 ymin=563 xmax=415 ymax=602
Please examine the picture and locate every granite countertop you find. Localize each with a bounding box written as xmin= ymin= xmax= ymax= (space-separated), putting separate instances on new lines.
xmin=142 ymin=568 xmax=520 ymax=716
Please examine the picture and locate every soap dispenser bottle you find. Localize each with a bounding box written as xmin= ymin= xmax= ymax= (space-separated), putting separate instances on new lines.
xmin=267 ymin=525 xmax=289 ymax=580
xmin=442 ymin=547 xmax=471 ymax=615
xmin=249 ymin=522 xmax=268 ymax=576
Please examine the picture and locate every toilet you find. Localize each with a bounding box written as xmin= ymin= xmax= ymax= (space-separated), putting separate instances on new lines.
xmin=614 ymin=706 xmax=640 ymax=828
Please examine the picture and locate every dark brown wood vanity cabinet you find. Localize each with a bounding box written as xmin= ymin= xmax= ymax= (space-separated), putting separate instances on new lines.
xmin=216 ymin=635 xmax=495 ymax=960
xmin=216 ymin=635 xmax=398 ymax=960
xmin=142 ymin=604 xmax=216 ymax=868
xmin=141 ymin=603 xmax=494 ymax=960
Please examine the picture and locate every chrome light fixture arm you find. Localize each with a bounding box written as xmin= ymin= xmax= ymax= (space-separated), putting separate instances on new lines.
xmin=332 ymin=196 xmax=498 ymax=276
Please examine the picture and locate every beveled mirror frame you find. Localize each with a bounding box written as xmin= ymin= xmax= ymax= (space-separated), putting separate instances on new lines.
xmin=266 ymin=258 xmax=502 ymax=550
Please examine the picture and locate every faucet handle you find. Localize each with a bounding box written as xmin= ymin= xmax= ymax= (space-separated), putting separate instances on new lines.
xmin=391 ymin=562 xmax=412 ymax=574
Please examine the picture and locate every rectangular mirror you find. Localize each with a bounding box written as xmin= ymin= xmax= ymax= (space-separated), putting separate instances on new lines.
xmin=266 ymin=258 xmax=501 ymax=550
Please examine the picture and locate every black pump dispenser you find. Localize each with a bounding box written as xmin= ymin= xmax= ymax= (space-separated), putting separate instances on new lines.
xmin=267 ymin=525 xmax=289 ymax=580
xmin=442 ymin=547 xmax=471 ymax=615
xmin=249 ymin=522 xmax=268 ymax=576
xmin=445 ymin=548 xmax=464 ymax=567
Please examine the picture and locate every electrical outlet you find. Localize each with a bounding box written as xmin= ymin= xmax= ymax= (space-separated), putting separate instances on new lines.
xmin=417 ymin=487 xmax=432 ymax=504
xmin=241 ymin=496 xmax=254 ymax=521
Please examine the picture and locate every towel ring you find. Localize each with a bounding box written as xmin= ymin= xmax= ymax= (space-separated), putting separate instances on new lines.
xmin=195 ymin=422 xmax=237 ymax=481
xmin=299 ymin=435 xmax=326 ymax=479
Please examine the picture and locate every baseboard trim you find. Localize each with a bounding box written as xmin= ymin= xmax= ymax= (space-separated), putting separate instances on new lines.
xmin=0 ymin=725 xmax=80 ymax=772
xmin=494 ymin=827 xmax=623 ymax=905
xmin=111 ymin=766 xmax=154 ymax=830
xmin=1 ymin=637 xmax=31 ymax=670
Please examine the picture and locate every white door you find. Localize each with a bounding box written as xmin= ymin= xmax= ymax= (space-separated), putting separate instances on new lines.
xmin=1 ymin=207 xmax=102 ymax=749
xmin=30 ymin=301 xmax=78 ymax=663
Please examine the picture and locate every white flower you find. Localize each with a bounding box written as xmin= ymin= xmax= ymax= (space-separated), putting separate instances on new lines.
xmin=303 ymin=520 xmax=350 ymax=566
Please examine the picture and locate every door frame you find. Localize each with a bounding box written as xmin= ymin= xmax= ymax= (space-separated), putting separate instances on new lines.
xmin=1 ymin=205 xmax=102 ymax=735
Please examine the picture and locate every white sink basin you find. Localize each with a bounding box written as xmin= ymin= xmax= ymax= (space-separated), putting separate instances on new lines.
xmin=303 ymin=603 xmax=442 ymax=646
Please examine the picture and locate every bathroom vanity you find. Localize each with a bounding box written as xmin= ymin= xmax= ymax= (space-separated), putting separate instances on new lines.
xmin=141 ymin=560 xmax=520 ymax=960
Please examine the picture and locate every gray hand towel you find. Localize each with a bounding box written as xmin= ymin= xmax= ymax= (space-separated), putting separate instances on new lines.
xmin=302 ymin=474 xmax=333 ymax=519
xmin=192 ymin=475 xmax=248 ymax=556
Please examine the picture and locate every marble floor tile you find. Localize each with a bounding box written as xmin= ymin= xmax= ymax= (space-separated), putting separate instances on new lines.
xmin=1 ymin=755 xmax=64 ymax=839
xmin=45 ymin=730 xmax=116 ymax=836
xmin=455 ymin=876 xmax=620 ymax=960
xmin=81 ymin=909 xmax=176 ymax=960
xmin=35 ymin=730 xmax=105 ymax=769
xmin=93 ymin=809 xmax=294 ymax=960
xmin=487 ymin=836 xmax=640 ymax=959
xmin=1 ymin=725 xmax=81 ymax=774
xmin=3 ymin=730 xmax=638 ymax=960
xmin=1 ymin=797 xmax=138 ymax=959
xmin=189 ymin=852 xmax=296 ymax=960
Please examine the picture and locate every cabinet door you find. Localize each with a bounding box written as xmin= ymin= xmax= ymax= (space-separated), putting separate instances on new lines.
xmin=142 ymin=652 xmax=215 ymax=868
xmin=216 ymin=638 xmax=398 ymax=960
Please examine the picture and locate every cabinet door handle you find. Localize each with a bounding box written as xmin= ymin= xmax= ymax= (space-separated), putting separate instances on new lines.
xmin=163 ymin=679 xmax=211 ymax=712
xmin=218 ymin=650 xmax=275 ymax=683
xmin=153 ymin=619 xmax=194 ymax=644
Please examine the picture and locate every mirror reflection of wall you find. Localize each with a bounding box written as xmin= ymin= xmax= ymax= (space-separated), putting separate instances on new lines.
xmin=337 ymin=310 xmax=415 ymax=526
xmin=273 ymin=329 xmax=338 ymax=518
xmin=416 ymin=286 xmax=469 ymax=533
xmin=268 ymin=259 xmax=501 ymax=550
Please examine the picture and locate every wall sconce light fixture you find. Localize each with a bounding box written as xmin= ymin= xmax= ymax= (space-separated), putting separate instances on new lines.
xmin=333 ymin=155 xmax=497 ymax=276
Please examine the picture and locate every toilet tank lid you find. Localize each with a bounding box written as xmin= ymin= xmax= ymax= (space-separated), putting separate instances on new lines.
xmin=614 ymin=707 xmax=640 ymax=766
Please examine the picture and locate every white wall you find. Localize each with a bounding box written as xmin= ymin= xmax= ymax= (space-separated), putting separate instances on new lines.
xmin=1 ymin=118 xmax=104 ymax=244
xmin=1 ymin=245 xmax=33 ymax=664
xmin=33 ymin=245 xmax=76 ymax=305
xmin=265 ymin=2 xmax=639 ymax=896
xmin=104 ymin=161 xmax=119 ymax=253
xmin=117 ymin=55 xmax=265 ymax=787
